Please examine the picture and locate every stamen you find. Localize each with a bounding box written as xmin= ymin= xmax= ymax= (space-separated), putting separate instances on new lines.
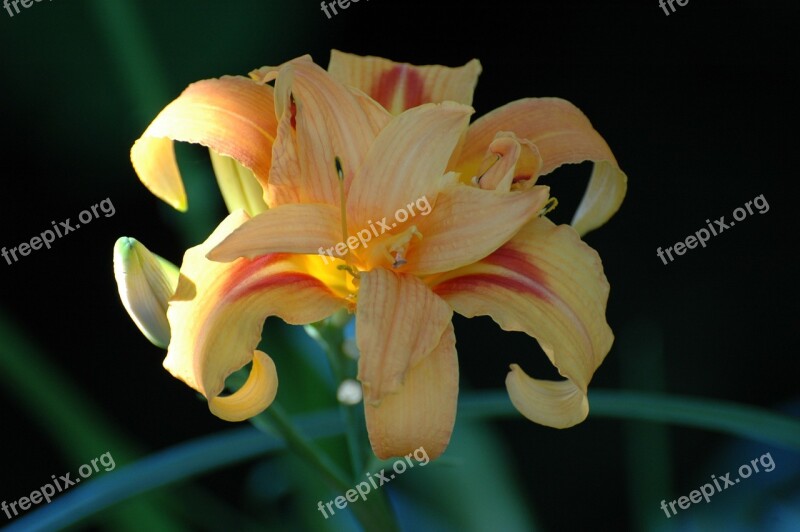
xmin=471 ymin=154 xmax=501 ymax=187
xmin=333 ymin=157 xmax=360 ymax=282
xmin=336 ymin=263 xmax=361 ymax=279
xmin=335 ymin=157 xmax=349 ymax=259
xmin=383 ymin=226 xmax=422 ymax=269
xmin=392 ymin=253 xmax=407 ymax=268
xmin=539 ymin=197 xmax=558 ymax=216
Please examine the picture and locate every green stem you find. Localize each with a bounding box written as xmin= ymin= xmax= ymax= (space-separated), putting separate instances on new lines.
xmin=253 ymin=403 xmax=398 ymax=532
xmin=252 ymin=403 xmax=351 ymax=492
xmin=305 ymin=318 xmax=366 ymax=477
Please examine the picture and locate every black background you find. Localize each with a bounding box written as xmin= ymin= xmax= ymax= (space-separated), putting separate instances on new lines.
xmin=1 ymin=1 xmax=798 ymax=530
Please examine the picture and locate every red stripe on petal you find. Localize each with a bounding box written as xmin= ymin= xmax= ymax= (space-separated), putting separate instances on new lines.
xmin=218 ymin=253 xmax=290 ymax=295
xmin=433 ymin=248 xmax=553 ymax=301
xmin=434 ymin=272 xmax=551 ymax=301
xmin=373 ymin=65 xmax=426 ymax=112
xmin=232 ymin=271 xmax=330 ymax=300
xmin=482 ymin=247 xmax=547 ymax=281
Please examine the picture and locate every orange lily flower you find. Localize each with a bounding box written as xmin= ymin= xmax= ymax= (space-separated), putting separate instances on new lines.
xmin=123 ymin=52 xmax=626 ymax=460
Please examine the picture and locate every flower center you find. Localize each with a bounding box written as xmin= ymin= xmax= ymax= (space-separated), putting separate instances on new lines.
xmin=382 ymin=224 xmax=423 ymax=268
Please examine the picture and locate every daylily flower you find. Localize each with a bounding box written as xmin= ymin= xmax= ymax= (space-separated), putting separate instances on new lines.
xmin=119 ymin=51 xmax=627 ymax=460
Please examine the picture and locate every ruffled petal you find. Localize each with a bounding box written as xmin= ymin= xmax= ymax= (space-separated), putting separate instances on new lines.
xmin=251 ymin=57 xmax=392 ymax=207
xmin=403 ymin=183 xmax=550 ymax=276
xmin=328 ymin=49 xmax=482 ymax=114
xmin=431 ymin=216 xmax=613 ymax=428
xmin=356 ymin=268 xmax=452 ymax=404
xmin=347 ymin=102 xmax=473 ymax=229
xmin=207 ymin=203 xmax=341 ymax=261
xmin=364 ymin=323 xmax=458 ymax=460
xmin=113 ymin=237 xmax=179 ymax=348
xmin=164 ymin=211 xmax=347 ymax=420
xmin=455 ymin=98 xmax=627 ymax=235
xmin=131 ymin=76 xmax=277 ymax=211
xmin=471 ymin=132 xmax=543 ymax=192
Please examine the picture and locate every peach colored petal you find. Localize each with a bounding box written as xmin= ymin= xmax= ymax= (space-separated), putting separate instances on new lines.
xmin=356 ymin=268 xmax=452 ymax=404
xmin=253 ymin=57 xmax=392 ymax=207
xmin=207 ymin=203 xmax=341 ymax=261
xmin=471 ymin=132 xmax=543 ymax=192
xmin=364 ymin=323 xmax=458 ymax=460
xmin=131 ymin=76 xmax=277 ymax=211
xmin=402 ymin=183 xmax=550 ymax=276
xmin=164 ymin=211 xmax=346 ymax=420
xmin=347 ymin=102 xmax=473 ymax=229
xmin=431 ymin=216 xmax=613 ymax=428
xmin=328 ymin=49 xmax=482 ymax=114
xmin=455 ymin=98 xmax=627 ymax=235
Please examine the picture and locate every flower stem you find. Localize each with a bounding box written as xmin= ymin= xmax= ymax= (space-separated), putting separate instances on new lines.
xmin=305 ymin=316 xmax=366 ymax=477
xmin=252 ymin=403 xmax=351 ymax=491
xmin=253 ymin=403 xmax=398 ymax=531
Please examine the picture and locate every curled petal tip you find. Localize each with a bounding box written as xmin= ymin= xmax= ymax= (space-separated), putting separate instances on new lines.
xmin=113 ymin=237 xmax=179 ymax=348
xmin=209 ymin=351 xmax=278 ymax=422
xmin=505 ymin=364 xmax=589 ymax=429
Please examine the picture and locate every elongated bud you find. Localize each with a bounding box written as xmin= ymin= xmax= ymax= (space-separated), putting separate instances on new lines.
xmin=113 ymin=237 xmax=179 ymax=348
xmin=209 ymin=149 xmax=268 ymax=216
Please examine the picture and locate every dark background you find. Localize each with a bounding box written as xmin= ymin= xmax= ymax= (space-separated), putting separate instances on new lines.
xmin=1 ymin=1 xmax=797 ymax=530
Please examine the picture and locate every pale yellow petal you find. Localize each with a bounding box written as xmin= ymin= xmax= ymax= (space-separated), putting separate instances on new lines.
xmin=506 ymin=364 xmax=588 ymax=428
xmin=131 ymin=76 xmax=277 ymax=211
xmin=209 ymin=149 xmax=268 ymax=216
xmin=208 ymin=351 xmax=279 ymax=422
xmin=364 ymin=323 xmax=458 ymax=460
